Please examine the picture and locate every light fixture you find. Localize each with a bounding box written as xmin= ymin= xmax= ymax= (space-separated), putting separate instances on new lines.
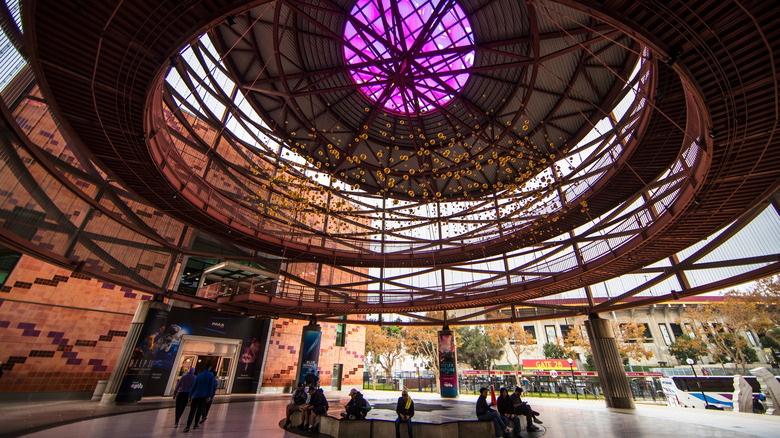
xmin=567 ymin=358 xmax=578 ymax=400
xmin=686 ymin=358 xmax=710 ymax=408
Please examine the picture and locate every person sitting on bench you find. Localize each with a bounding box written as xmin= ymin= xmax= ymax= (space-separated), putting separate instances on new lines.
xmin=510 ymin=386 xmax=541 ymax=433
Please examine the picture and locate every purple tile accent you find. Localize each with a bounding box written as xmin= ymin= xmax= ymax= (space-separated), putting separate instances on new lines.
xmin=141 ymin=295 xmax=151 ymax=301
xmin=61 ymin=351 xmax=77 ymax=359
xmin=66 ymin=358 xmax=83 ymax=365
xmin=101 ymin=283 xmax=116 ymax=290
xmin=48 ymin=331 xmax=65 ymax=338
xmin=123 ymin=291 xmax=137 ymax=299
xmin=18 ymin=322 xmax=41 ymax=337
xmin=119 ymin=287 xmax=133 ymax=293
xmin=0 ymin=320 xmax=9 ymax=328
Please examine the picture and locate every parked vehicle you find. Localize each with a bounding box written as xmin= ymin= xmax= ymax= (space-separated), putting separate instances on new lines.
xmin=660 ymin=376 xmax=776 ymax=409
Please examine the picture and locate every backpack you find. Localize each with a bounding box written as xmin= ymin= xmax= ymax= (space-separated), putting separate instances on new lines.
xmin=293 ymin=389 xmax=306 ymax=405
xmin=361 ymin=399 xmax=372 ymax=414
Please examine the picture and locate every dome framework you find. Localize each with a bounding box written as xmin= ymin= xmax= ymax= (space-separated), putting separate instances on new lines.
xmin=6 ymin=0 xmax=779 ymax=325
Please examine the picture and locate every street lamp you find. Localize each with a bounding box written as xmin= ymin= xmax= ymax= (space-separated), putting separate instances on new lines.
xmin=567 ymin=358 xmax=578 ymax=400
xmin=686 ymin=358 xmax=709 ymax=408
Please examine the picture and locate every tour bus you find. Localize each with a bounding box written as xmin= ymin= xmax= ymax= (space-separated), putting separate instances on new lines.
xmin=660 ymin=375 xmax=775 ymax=409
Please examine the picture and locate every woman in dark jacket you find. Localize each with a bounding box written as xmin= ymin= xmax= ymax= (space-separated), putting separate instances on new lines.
xmin=496 ymin=387 xmax=521 ymax=436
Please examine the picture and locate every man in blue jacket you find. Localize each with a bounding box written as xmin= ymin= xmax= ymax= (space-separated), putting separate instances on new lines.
xmin=183 ymin=367 xmax=216 ymax=432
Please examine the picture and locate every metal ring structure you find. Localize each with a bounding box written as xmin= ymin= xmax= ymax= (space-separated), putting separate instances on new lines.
xmin=17 ymin=0 xmax=780 ymax=323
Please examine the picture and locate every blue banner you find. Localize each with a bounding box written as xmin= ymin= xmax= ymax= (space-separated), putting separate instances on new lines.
xmin=297 ymin=326 xmax=322 ymax=385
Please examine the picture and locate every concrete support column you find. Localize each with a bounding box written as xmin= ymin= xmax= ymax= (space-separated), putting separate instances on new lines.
xmin=100 ymin=300 xmax=171 ymax=405
xmin=585 ymin=314 xmax=635 ymax=409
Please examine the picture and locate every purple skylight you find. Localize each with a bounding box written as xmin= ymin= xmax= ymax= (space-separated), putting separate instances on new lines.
xmin=343 ymin=0 xmax=474 ymax=114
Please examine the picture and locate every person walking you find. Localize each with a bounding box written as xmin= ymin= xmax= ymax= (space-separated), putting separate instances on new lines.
xmin=477 ymin=387 xmax=511 ymax=438
xmin=173 ymin=368 xmax=195 ymax=428
xmin=199 ymin=373 xmax=218 ymax=424
xmin=304 ymin=370 xmax=320 ymax=387
xmin=183 ymin=367 xmax=216 ymax=433
xmin=395 ymin=389 xmax=414 ymax=438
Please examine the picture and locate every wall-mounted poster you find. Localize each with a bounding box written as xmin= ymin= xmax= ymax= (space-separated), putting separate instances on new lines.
xmin=115 ymin=307 xmax=170 ymax=402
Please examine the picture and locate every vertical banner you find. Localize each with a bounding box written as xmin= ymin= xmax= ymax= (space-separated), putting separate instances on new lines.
xmin=438 ymin=329 xmax=458 ymax=397
xmin=235 ymin=319 xmax=271 ymax=393
xmin=115 ymin=307 xmax=170 ymax=402
xmin=296 ymin=324 xmax=322 ymax=385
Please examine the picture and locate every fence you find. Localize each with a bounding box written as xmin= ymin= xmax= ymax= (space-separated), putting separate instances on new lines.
xmin=363 ymin=371 xmax=666 ymax=404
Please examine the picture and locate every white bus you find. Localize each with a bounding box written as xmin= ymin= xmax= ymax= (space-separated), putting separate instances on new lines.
xmin=660 ymin=376 xmax=775 ymax=409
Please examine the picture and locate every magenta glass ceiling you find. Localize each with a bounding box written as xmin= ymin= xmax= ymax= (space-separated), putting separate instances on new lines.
xmin=343 ymin=0 xmax=475 ymax=115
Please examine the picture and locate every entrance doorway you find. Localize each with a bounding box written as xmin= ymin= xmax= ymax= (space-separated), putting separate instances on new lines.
xmin=166 ymin=336 xmax=240 ymax=396
xmin=332 ymin=364 xmax=343 ymax=391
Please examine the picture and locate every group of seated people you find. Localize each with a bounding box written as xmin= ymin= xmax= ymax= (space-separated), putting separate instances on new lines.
xmin=283 ymin=381 xmax=329 ymax=432
xmin=477 ymin=386 xmax=542 ymax=438
xmin=286 ymin=384 xmax=542 ymax=438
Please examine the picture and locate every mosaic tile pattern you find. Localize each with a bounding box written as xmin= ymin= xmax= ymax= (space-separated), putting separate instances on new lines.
xmin=0 ymin=256 xmax=146 ymax=393
xmin=261 ymin=319 xmax=366 ymax=389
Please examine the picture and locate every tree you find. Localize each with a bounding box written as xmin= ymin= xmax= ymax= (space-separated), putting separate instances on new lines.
xmin=735 ymin=275 xmax=780 ymax=345
xmin=563 ymin=322 xmax=590 ymax=360
xmin=584 ymin=353 xmax=596 ymax=371
xmin=365 ymin=325 xmax=404 ymax=387
xmin=543 ymin=341 xmax=566 ymax=359
xmin=680 ymin=298 xmax=760 ymax=375
xmin=668 ymin=333 xmax=708 ymax=364
xmin=455 ymin=325 xmax=505 ymax=370
xmin=615 ymin=320 xmax=654 ymax=364
xmin=710 ymin=332 xmax=759 ymax=365
xmin=501 ymin=323 xmax=536 ymax=376
xmin=562 ymin=318 xmax=653 ymax=366
xmin=403 ymin=322 xmax=441 ymax=392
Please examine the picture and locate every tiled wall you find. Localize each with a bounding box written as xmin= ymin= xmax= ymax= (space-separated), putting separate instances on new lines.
xmin=0 ymin=256 xmax=367 ymax=395
xmin=0 ymin=256 xmax=151 ymax=394
xmin=262 ymin=318 xmax=365 ymax=390
xmin=0 ymin=77 xmax=368 ymax=397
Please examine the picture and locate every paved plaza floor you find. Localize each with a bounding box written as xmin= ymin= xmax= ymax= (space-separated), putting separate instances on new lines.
xmin=1 ymin=390 xmax=778 ymax=438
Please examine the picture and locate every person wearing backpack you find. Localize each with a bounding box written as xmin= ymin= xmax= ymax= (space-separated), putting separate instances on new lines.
xmin=346 ymin=391 xmax=369 ymax=419
xmin=284 ymin=382 xmax=309 ymax=428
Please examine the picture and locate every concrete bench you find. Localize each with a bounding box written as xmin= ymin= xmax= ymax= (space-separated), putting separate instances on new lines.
xmin=288 ymin=410 xmax=534 ymax=438
xmin=315 ymin=415 xmax=494 ymax=438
